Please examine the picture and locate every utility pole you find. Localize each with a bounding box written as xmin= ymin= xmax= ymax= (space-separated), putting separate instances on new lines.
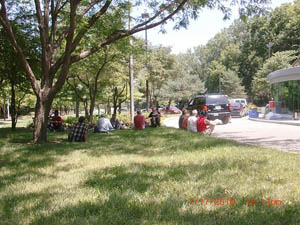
xmin=129 ymin=3 xmax=134 ymax=124
xmin=142 ymin=12 xmax=150 ymax=112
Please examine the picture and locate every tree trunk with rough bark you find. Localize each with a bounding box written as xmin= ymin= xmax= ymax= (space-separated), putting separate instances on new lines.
xmin=10 ymin=81 xmax=16 ymax=130
xmin=75 ymin=98 xmax=80 ymax=118
xmin=33 ymin=99 xmax=52 ymax=143
xmin=0 ymin=0 xmax=190 ymax=143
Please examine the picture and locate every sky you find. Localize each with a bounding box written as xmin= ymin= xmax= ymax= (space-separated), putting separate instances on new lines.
xmin=136 ymin=0 xmax=295 ymax=54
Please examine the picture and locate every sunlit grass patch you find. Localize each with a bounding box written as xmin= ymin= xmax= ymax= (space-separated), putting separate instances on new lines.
xmin=0 ymin=127 xmax=300 ymax=224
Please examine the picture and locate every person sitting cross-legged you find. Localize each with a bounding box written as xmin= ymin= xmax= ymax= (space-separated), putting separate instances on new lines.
xmin=197 ymin=110 xmax=215 ymax=135
xmin=94 ymin=114 xmax=114 ymax=133
xmin=110 ymin=113 xmax=123 ymax=129
xmin=179 ymin=108 xmax=187 ymax=129
xmin=134 ymin=110 xmax=145 ymax=130
xmin=182 ymin=111 xmax=190 ymax=130
xmin=187 ymin=109 xmax=198 ymax=132
xmin=68 ymin=116 xmax=89 ymax=142
xmin=49 ymin=110 xmax=64 ymax=132
xmin=148 ymin=107 xmax=161 ymax=127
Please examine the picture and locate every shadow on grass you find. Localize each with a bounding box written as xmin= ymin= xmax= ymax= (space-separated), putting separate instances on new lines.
xmin=28 ymin=193 xmax=300 ymax=225
xmin=2 ymin=127 xmax=299 ymax=224
xmin=27 ymin=160 xmax=300 ymax=225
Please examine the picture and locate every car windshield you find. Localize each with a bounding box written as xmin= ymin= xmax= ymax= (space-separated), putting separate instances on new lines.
xmin=206 ymin=95 xmax=229 ymax=104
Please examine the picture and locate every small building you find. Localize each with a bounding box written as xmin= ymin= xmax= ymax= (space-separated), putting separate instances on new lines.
xmin=268 ymin=67 xmax=300 ymax=114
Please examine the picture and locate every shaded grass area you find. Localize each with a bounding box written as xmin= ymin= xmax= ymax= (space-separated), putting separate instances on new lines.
xmin=1 ymin=127 xmax=300 ymax=225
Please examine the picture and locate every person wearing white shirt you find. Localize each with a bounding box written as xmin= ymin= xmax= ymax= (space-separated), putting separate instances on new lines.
xmin=95 ymin=114 xmax=114 ymax=133
xmin=187 ymin=110 xmax=198 ymax=132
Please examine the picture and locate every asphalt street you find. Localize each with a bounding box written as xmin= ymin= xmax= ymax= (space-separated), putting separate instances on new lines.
xmin=163 ymin=116 xmax=300 ymax=153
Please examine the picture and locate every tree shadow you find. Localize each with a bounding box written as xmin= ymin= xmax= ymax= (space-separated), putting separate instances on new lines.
xmin=28 ymin=159 xmax=300 ymax=225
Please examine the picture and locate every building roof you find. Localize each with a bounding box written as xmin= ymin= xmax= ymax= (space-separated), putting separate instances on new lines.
xmin=268 ymin=67 xmax=300 ymax=84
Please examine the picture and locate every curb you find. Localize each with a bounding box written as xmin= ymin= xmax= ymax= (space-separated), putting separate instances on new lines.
xmin=248 ymin=118 xmax=300 ymax=126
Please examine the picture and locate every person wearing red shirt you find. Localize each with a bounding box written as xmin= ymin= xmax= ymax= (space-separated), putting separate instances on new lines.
xmin=49 ymin=110 xmax=64 ymax=131
xmin=134 ymin=110 xmax=145 ymax=130
xmin=197 ymin=110 xmax=215 ymax=135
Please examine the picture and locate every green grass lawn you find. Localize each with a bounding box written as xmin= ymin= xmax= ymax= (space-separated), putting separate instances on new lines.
xmin=1 ymin=127 xmax=300 ymax=225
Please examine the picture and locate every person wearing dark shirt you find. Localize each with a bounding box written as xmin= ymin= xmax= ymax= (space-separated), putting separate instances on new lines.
xmin=110 ymin=114 xmax=122 ymax=129
xmin=68 ymin=116 xmax=89 ymax=142
xmin=134 ymin=110 xmax=145 ymax=129
xmin=178 ymin=108 xmax=187 ymax=129
xmin=49 ymin=110 xmax=64 ymax=131
xmin=148 ymin=107 xmax=161 ymax=127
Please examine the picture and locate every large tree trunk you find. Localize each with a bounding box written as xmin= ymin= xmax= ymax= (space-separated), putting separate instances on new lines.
xmin=84 ymin=102 xmax=89 ymax=118
xmin=113 ymin=87 xmax=118 ymax=115
xmin=107 ymin=99 xmax=111 ymax=115
xmin=75 ymin=97 xmax=80 ymax=118
xmin=89 ymin=98 xmax=95 ymax=124
xmin=33 ymin=99 xmax=52 ymax=143
xmin=146 ymin=80 xmax=149 ymax=112
xmin=10 ymin=81 xmax=16 ymax=130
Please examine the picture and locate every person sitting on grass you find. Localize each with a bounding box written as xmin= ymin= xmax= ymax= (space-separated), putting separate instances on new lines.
xmin=95 ymin=114 xmax=114 ymax=133
xmin=110 ymin=113 xmax=123 ymax=129
xmin=68 ymin=116 xmax=89 ymax=142
xmin=134 ymin=110 xmax=145 ymax=130
xmin=49 ymin=110 xmax=64 ymax=132
xmin=148 ymin=107 xmax=161 ymax=127
xmin=187 ymin=109 xmax=198 ymax=132
xmin=179 ymin=108 xmax=187 ymax=129
xmin=197 ymin=110 xmax=215 ymax=135
xmin=182 ymin=111 xmax=190 ymax=130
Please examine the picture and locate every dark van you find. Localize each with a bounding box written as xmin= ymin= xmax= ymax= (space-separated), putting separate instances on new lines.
xmin=187 ymin=94 xmax=232 ymax=124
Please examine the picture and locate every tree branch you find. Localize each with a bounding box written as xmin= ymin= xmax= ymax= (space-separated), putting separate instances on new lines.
xmin=70 ymin=0 xmax=112 ymax=53
xmin=66 ymin=77 xmax=86 ymax=103
xmin=81 ymin=0 xmax=104 ymax=16
xmin=0 ymin=0 xmax=40 ymax=96
xmin=71 ymin=0 xmax=189 ymax=63
xmin=51 ymin=0 xmax=80 ymax=98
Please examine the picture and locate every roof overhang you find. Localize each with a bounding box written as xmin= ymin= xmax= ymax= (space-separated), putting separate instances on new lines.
xmin=268 ymin=67 xmax=300 ymax=84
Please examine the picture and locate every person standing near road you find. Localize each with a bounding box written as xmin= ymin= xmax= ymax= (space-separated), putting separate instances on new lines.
xmin=187 ymin=109 xmax=198 ymax=132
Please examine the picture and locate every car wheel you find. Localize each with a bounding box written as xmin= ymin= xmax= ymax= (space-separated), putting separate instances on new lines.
xmin=222 ymin=117 xmax=230 ymax=124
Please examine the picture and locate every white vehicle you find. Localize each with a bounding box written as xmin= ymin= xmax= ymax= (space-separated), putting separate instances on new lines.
xmin=230 ymin=98 xmax=248 ymax=106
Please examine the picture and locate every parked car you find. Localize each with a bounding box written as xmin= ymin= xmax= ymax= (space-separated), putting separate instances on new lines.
xmin=230 ymin=98 xmax=248 ymax=115
xmin=230 ymin=98 xmax=248 ymax=106
xmin=161 ymin=106 xmax=182 ymax=114
xmin=187 ymin=94 xmax=232 ymax=124
xmin=231 ymin=102 xmax=247 ymax=117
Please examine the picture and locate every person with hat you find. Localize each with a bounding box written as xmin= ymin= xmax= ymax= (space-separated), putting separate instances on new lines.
xmin=197 ymin=110 xmax=215 ymax=135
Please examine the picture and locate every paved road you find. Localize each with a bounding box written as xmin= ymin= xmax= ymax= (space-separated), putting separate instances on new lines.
xmin=164 ymin=116 xmax=300 ymax=153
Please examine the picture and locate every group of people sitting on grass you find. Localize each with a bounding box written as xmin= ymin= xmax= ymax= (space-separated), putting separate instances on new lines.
xmin=133 ymin=107 xmax=161 ymax=129
xmin=51 ymin=107 xmax=213 ymax=143
xmin=67 ymin=107 xmax=161 ymax=142
xmin=179 ymin=109 xmax=215 ymax=135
